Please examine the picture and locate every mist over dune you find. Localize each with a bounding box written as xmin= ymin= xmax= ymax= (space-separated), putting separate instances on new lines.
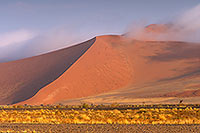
xmin=0 ymin=27 xmax=93 ymax=63
xmin=125 ymin=4 xmax=200 ymax=42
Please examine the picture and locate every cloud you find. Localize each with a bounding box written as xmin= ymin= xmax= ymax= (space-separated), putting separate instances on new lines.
xmin=0 ymin=30 xmax=36 ymax=48
xmin=23 ymin=26 xmax=91 ymax=57
xmin=125 ymin=4 xmax=200 ymax=43
xmin=0 ymin=26 xmax=93 ymax=62
xmin=4 ymin=3 xmax=200 ymax=62
xmin=175 ymin=4 xmax=200 ymax=32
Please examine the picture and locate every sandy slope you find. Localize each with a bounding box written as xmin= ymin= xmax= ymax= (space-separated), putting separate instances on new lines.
xmin=21 ymin=35 xmax=133 ymax=105
xmin=61 ymin=73 xmax=200 ymax=105
xmin=21 ymin=34 xmax=200 ymax=105
xmin=59 ymin=36 xmax=200 ymax=105
xmin=0 ymin=38 xmax=95 ymax=104
xmin=1 ymin=31 xmax=200 ymax=105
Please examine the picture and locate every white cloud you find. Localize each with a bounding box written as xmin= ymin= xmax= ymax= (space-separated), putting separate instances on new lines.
xmin=176 ymin=4 xmax=200 ymax=32
xmin=0 ymin=30 xmax=35 ymax=47
xmin=125 ymin=3 xmax=200 ymax=42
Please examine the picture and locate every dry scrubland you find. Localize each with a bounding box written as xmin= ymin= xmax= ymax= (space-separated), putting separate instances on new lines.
xmin=0 ymin=104 xmax=200 ymax=124
xmin=0 ymin=104 xmax=200 ymax=132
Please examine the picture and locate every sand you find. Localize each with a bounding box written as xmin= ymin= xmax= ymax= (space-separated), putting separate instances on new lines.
xmin=21 ymin=35 xmax=133 ymax=105
xmin=59 ymin=36 xmax=200 ymax=105
xmin=0 ymin=32 xmax=200 ymax=105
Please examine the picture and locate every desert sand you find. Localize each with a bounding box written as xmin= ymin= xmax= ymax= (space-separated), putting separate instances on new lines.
xmin=20 ymin=35 xmax=133 ymax=105
xmin=0 ymin=24 xmax=200 ymax=105
xmin=58 ymin=35 xmax=200 ymax=105
xmin=22 ymin=35 xmax=200 ymax=105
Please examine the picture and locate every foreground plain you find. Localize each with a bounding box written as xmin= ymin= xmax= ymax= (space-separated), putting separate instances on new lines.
xmin=0 ymin=124 xmax=199 ymax=133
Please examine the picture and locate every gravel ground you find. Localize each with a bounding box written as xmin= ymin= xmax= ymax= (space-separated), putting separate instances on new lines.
xmin=0 ymin=124 xmax=199 ymax=133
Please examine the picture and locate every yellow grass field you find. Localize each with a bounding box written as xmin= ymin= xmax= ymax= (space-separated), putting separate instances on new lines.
xmin=0 ymin=104 xmax=200 ymax=124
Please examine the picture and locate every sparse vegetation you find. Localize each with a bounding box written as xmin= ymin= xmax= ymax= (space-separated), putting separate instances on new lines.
xmin=0 ymin=104 xmax=200 ymax=124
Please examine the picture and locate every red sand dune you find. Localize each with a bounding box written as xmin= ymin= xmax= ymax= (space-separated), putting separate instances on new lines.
xmin=1 ymin=25 xmax=200 ymax=105
xmin=21 ymin=35 xmax=200 ymax=105
xmin=20 ymin=35 xmax=133 ymax=105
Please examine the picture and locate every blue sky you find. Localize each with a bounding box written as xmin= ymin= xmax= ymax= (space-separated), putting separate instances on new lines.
xmin=0 ymin=0 xmax=200 ymax=62
xmin=0 ymin=0 xmax=199 ymax=34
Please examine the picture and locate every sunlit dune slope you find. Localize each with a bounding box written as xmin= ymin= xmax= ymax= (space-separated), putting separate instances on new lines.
xmin=59 ymin=37 xmax=200 ymax=105
xmin=21 ymin=35 xmax=133 ymax=105
xmin=21 ymin=34 xmax=200 ymax=105
xmin=0 ymin=38 xmax=95 ymax=104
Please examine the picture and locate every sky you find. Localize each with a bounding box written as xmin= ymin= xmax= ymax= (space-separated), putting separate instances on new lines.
xmin=0 ymin=0 xmax=200 ymax=62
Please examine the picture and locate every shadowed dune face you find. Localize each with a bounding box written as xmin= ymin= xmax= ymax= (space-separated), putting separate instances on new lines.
xmin=0 ymin=38 xmax=95 ymax=104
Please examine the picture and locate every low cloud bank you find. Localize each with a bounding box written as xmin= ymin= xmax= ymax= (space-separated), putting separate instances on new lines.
xmin=0 ymin=27 xmax=91 ymax=63
xmin=0 ymin=30 xmax=35 ymax=48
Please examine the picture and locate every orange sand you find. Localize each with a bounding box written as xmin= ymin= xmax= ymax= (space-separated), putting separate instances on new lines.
xmin=21 ymin=35 xmax=200 ymax=105
xmin=0 ymin=30 xmax=200 ymax=105
xmin=21 ymin=35 xmax=132 ymax=105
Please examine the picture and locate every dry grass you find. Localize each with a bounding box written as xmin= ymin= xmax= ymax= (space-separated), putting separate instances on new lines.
xmin=0 ymin=104 xmax=200 ymax=124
